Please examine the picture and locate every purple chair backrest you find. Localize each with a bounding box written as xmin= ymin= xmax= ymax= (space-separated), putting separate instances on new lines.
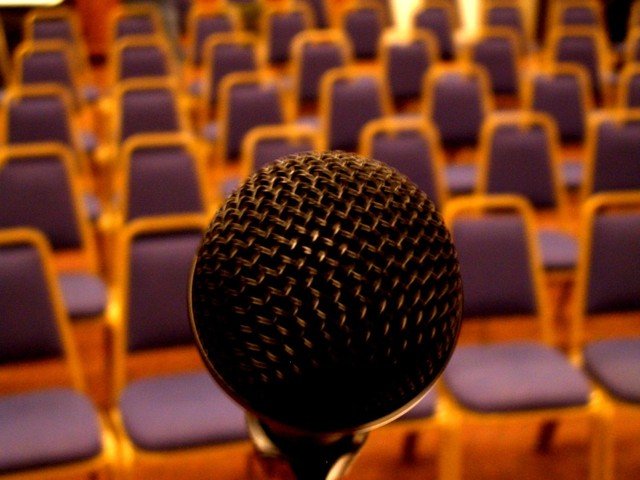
xmin=430 ymin=72 xmax=485 ymax=147
xmin=206 ymin=41 xmax=256 ymax=104
xmin=327 ymin=76 xmax=384 ymax=151
xmin=452 ymin=215 xmax=537 ymax=317
xmin=252 ymin=138 xmax=315 ymax=172
xmin=0 ymin=240 xmax=63 ymax=364
xmin=7 ymin=94 xmax=73 ymax=145
xmin=33 ymin=18 xmax=74 ymax=41
xmin=226 ymin=82 xmax=284 ymax=159
xmin=343 ymin=7 xmax=383 ymax=59
xmin=0 ymin=153 xmax=82 ymax=249
xmin=116 ymin=15 xmax=157 ymax=39
xmin=472 ymin=36 xmax=518 ymax=94
xmin=414 ymin=6 xmax=454 ymax=60
xmin=120 ymin=44 xmax=170 ymax=80
xmin=530 ymin=72 xmax=587 ymax=142
xmin=591 ymin=119 xmax=640 ymax=193
xmin=299 ymin=0 xmax=329 ymax=28
xmin=561 ymin=6 xmax=599 ymax=26
xmin=485 ymin=123 xmax=556 ymax=208
xmin=267 ymin=11 xmax=308 ymax=63
xmin=121 ymin=88 xmax=180 ymax=141
xmin=586 ymin=211 xmax=640 ymax=313
xmin=623 ymin=72 xmax=640 ymax=108
xmin=299 ymin=41 xmax=346 ymax=101
xmin=20 ymin=50 xmax=73 ymax=90
xmin=485 ymin=6 xmax=525 ymax=38
xmin=127 ymin=145 xmax=204 ymax=221
xmin=386 ymin=39 xmax=433 ymax=100
xmin=554 ymin=35 xmax=602 ymax=100
xmin=193 ymin=14 xmax=234 ymax=64
xmin=127 ymin=229 xmax=203 ymax=351
xmin=369 ymin=129 xmax=441 ymax=207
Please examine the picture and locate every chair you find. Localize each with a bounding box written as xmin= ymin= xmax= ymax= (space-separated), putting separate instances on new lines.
xmin=240 ymin=123 xmax=320 ymax=178
xmin=184 ymin=3 xmax=241 ymax=66
xmin=107 ymin=215 xmax=249 ymax=478
xmin=421 ymin=62 xmax=494 ymax=150
xmin=0 ymin=143 xmax=107 ymax=322
xmin=109 ymin=132 xmax=211 ymax=225
xmin=289 ymin=29 xmax=353 ymax=118
xmin=260 ymin=3 xmax=314 ymax=65
xmin=580 ymin=110 xmax=640 ymax=200
xmin=298 ymin=0 xmax=331 ymax=28
xmin=440 ymin=194 xmax=609 ymax=480
xmin=197 ymin=32 xmax=261 ymax=131
xmin=359 ymin=117 xmax=448 ymax=209
xmin=622 ymin=26 xmax=640 ymax=65
xmin=475 ymin=111 xmax=578 ymax=273
xmin=23 ymin=6 xmax=91 ymax=80
xmin=547 ymin=0 xmax=606 ymax=32
xmin=413 ymin=0 xmax=457 ymax=60
xmin=544 ymin=25 xmax=613 ymax=105
xmin=0 ymin=18 xmax=10 ymax=92
xmin=216 ymin=71 xmax=289 ymax=162
xmin=464 ymin=27 xmax=521 ymax=96
xmin=0 ymin=228 xmax=116 ymax=479
xmin=570 ymin=191 xmax=640 ymax=480
xmin=228 ymin=123 xmax=320 ymax=198
xmin=318 ymin=66 xmax=392 ymax=151
xmin=380 ymin=29 xmax=439 ymax=104
xmin=617 ymin=63 xmax=640 ymax=109
xmin=340 ymin=0 xmax=385 ymax=59
xmin=106 ymin=34 xmax=179 ymax=86
xmin=480 ymin=0 xmax=528 ymax=49
xmin=99 ymin=77 xmax=191 ymax=167
xmin=12 ymin=39 xmax=95 ymax=105
xmin=523 ymin=62 xmax=593 ymax=145
xmin=0 ymin=84 xmax=92 ymax=175
xmin=107 ymin=2 xmax=165 ymax=45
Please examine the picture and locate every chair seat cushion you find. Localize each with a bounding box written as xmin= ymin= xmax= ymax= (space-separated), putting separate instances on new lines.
xmin=0 ymin=388 xmax=102 ymax=473
xmin=59 ymin=272 xmax=107 ymax=319
xmin=398 ymin=388 xmax=437 ymax=421
xmin=446 ymin=164 xmax=478 ymax=195
xmin=562 ymin=161 xmax=583 ymax=190
xmin=537 ymin=230 xmax=579 ymax=271
xmin=443 ymin=342 xmax=590 ymax=413
xmin=202 ymin=122 xmax=219 ymax=142
xmin=119 ymin=371 xmax=248 ymax=451
xmin=584 ymin=338 xmax=640 ymax=404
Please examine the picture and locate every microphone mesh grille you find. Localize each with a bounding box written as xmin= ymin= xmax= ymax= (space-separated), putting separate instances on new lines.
xmin=191 ymin=151 xmax=462 ymax=432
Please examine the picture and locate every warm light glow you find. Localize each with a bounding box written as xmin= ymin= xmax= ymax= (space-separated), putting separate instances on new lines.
xmin=391 ymin=0 xmax=421 ymax=35
xmin=0 ymin=0 xmax=63 ymax=5
xmin=391 ymin=0 xmax=482 ymax=40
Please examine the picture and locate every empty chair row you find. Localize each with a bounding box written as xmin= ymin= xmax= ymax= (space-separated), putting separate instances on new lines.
xmin=2 ymin=188 xmax=638 ymax=479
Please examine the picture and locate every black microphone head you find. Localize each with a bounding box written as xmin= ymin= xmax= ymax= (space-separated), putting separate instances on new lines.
xmin=190 ymin=151 xmax=462 ymax=434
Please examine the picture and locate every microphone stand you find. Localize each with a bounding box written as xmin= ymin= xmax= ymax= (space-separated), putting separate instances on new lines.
xmin=247 ymin=415 xmax=369 ymax=480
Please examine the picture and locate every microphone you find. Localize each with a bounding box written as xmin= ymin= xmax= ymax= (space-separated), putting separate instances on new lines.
xmin=189 ymin=151 xmax=462 ymax=480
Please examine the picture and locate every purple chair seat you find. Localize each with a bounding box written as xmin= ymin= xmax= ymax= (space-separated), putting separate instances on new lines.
xmin=83 ymin=193 xmax=102 ymax=222
xmin=59 ymin=273 xmax=107 ymax=319
xmin=537 ymin=230 xmax=578 ymax=271
xmin=0 ymin=388 xmax=102 ymax=473
xmin=446 ymin=164 xmax=478 ymax=195
xmin=119 ymin=371 xmax=248 ymax=450
xmin=562 ymin=161 xmax=583 ymax=190
xmin=81 ymin=131 xmax=98 ymax=154
xmin=584 ymin=338 xmax=640 ymax=404
xmin=202 ymin=122 xmax=219 ymax=141
xmin=398 ymin=388 xmax=437 ymax=420
xmin=443 ymin=342 xmax=590 ymax=413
